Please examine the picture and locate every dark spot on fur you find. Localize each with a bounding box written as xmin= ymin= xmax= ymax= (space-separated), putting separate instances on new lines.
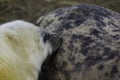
xmin=72 ymin=63 xmax=82 ymax=72
xmin=63 ymin=71 xmax=71 ymax=80
xmin=71 ymin=34 xmax=83 ymax=39
xmin=55 ymin=8 xmax=66 ymax=16
xmin=84 ymin=56 xmax=102 ymax=67
xmin=90 ymin=29 xmax=101 ymax=38
xmin=62 ymin=61 xmax=67 ymax=68
xmin=68 ymin=40 xmax=74 ymax=51
xmin=115 ymin=58 xmax=119 ymax=63
xmin=110 ymin=65 xmax=118 ymax=76
xmin=94 ymin=15 xmax=106 ymax=27
xmin=106 ymin=50 xmax=119 ymax=60
xmin=68 ymin=56 xmax=75 ymax=63
xmin=111 ymin=34 xmax=120 ymax=40
xmin=112 ymin=29 xmax=120 ymax=32
xmin=103 ymin=47 xmax=111 ymax=55
xmin=105 ymin=72 xmax=109 ymax=76
xmin=82 ymin=37 xmax=94 ymax=46
xmin=58 ymin=17 xmax=63 ymax=21
xmin=62 ymin=20 xmax=74 ymax=30
xmin=97 ymin=64 xmax=104 ymax=70
xmin=75 ymin=63 xmax=81 ymax=68
xmin=74 ymin=18 xmax=86 ymax=26
xmin=54 ymin=26 xmax=64 ymax=34
xmin=80 ymin=47 xmax=90 ymax=56
xmin=108 ymin=22 xmax=119 ymax=28
xmin=80 ymin=36 xmax=94 ymax=56
xmin=102 ymin=47 xmax=119 ymax=60
xmin=46 ymin=20 xmax=54 ymax=26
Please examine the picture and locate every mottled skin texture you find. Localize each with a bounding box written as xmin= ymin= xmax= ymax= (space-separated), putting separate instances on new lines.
xmin=37 ymin=4 xmax=120 ymax=80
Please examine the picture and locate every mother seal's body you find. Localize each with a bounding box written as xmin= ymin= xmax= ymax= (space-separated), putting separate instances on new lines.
xmin=37 ymin=4 xmax=120 ymax=80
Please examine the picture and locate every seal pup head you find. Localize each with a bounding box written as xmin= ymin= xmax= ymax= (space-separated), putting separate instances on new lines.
xmin=0 ymin=20 xmax=62 ymax=80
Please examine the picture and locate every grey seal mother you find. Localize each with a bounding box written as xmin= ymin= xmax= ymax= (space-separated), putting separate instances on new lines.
xmin=37 ymin=4 xmax=120 ymax=80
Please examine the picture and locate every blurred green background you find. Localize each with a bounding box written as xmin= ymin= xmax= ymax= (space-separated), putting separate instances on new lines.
xmin=0 ymin=0 xmax=120 ymax=24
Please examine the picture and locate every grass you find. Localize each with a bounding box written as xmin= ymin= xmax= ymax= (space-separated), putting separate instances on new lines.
xmin=0 ymin=0 xmax=120 ymax=24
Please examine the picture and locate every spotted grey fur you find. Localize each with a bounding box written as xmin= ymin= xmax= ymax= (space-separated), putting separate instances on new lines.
xmin=37 ymin=4 xmax=120 ymax=80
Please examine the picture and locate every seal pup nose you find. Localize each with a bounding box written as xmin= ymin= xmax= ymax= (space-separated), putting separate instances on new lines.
xmin=41 ymin=31 xmax=63 ymax=53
